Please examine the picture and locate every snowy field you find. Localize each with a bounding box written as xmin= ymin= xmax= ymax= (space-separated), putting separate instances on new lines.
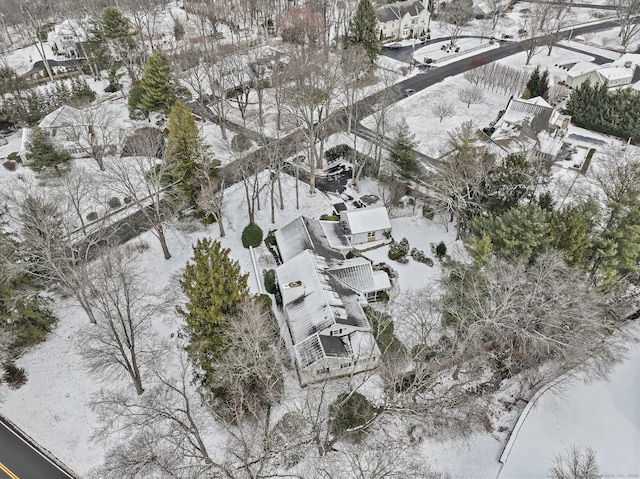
xmin=1 ymin=4 xmax=640 ymax=478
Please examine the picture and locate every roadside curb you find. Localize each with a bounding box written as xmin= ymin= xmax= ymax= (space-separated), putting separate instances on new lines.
xmin=0 ymin=414 xmax=80 ymax=479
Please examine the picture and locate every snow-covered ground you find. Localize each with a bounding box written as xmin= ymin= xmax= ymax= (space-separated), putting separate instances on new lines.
xmin=1 ymin=4 xmax=640 ymax=478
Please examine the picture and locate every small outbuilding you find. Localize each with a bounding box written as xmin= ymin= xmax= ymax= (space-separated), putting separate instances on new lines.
xmin=340 ymin=206 xmax=391 ymax=245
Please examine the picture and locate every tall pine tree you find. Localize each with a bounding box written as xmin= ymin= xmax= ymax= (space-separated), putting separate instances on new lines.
xmin=525 ymin=66 xmax=549 ymax=98
xmin=166 ymin=101 xmax=219 ymax=208
xmin=348 ymin=0 xmax=381 ymax=62
xmin=389 ymin=120 xmax=418 ymax=179
xmin=132 ymin=54 xmax=176 ymax=118
xmin=178 ymin=238 xmax=249 ymax=380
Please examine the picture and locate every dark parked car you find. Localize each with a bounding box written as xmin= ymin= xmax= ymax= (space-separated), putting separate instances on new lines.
xmin=386 ymin=43 xmax=402 ymax=49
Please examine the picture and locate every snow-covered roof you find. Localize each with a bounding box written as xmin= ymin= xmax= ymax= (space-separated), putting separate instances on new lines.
xmin=276 ymin=217 xmax=345 ymax=263
xmin=329 ymin=257 xmax=390 ymax=294
xmin=294 ymin=333 xmax=350 ymax=369
xmin=38 ymin=105 xmax=81 ymax=130
xmin=501 ymin=97 xmax=553 ymax=125
xmin=610 ymin=53 xmax=640 ymax=68
xmin=566 ymin=61 xmax=600 ymax=78
xmin=597 ymin=67 xmax=633 ymax=82
xmin=340 ymin=206 xmax=391 ymax=235
xmin=376 ymin=0 xmax=425 ymax=23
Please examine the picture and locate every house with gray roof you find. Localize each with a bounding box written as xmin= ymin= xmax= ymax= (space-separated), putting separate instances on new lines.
xmin=274 ymin=213 xmax=392 ymax=385
xmin=376 ymin=0 xmax=430 ymax=41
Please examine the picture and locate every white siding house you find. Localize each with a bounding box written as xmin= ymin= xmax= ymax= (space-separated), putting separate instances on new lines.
xmin=340 ymin=206 xmax=391 ymax=246
xmin=276 ymin=250 xmax=379 ymax=386
xmin=376 ymin=0 xmax=429 ymax=41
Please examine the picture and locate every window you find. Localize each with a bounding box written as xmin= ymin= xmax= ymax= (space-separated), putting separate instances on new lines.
xmin=340 ymin=362 xmax=352 ymax=369
xmin=317 ymin=367 xmax=330 ymax=375
xmin=367 ymin=231 xmax=376 ymax=242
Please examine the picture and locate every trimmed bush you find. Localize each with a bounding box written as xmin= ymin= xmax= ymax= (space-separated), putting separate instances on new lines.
xmin=410 ymin=248 xmax=434 ymax=266
xmin=242 ymin=223 xmax=263 ymax=248
xmin=435 ymin=241 xmax=447 ymax=258
xmin=86 ymin=211 xmax=98 ymax=222
xmin=264 ymin=269 xmax=277 ymax=294
xmin=320 ymin=214 xmax=340 ymax=221
xmin=7 ymin=152 xmax=20 ymax=163
xmin=388 ymin=237 xmax=410 ymax=260
xmin=329 ymin=392 xmax=376 ymax=436
xmin=3 ymin=363 xmax=27 ymax=389
xmin=108 ymin=197 xmax=121 ymax=209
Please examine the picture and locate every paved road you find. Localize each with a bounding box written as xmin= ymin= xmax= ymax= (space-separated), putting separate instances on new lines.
xmin=0 ymin=417 xmax=75 ymax=479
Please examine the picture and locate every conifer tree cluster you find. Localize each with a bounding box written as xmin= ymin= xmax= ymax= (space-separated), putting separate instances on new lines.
xmin=565 ymin=80 xmax=640 ymax=143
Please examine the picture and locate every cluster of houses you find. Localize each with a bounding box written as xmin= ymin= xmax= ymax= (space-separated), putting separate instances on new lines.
xmin=273 ymin=207 xmax=392 ymax=386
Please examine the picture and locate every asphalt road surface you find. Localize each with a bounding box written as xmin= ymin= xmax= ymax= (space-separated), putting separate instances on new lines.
xmin=0 ymin=417 xmax=75 ymax=479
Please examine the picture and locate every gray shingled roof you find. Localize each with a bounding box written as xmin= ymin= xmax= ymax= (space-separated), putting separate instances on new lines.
xmin=376 ymin=0 xmax=425 ymax=23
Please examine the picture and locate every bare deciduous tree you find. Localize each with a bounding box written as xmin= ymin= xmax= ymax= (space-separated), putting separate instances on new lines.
xmin=613 ymin=0 xmax=640 ymax=51
xmin=79 ymin=250 xmax=164 ymax=395
xmin=431 ymin=100 xmax=456 ymax=122
xmin=106 ymin=130 xmax=182 ymax=259
xmin=13 ymin=189 xmax=98 ymax=323
xmin=439 ymin=0 xmax=474 ymax=47
xmin=457 ymin=85 xmax=484 ymax=108
xmin=89 ymin=345 xmax=228 ymax=479
xmin=548 ymin=446 xmax=601 ymax=479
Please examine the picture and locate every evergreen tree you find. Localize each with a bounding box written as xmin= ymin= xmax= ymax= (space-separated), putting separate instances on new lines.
xmin=471 ymin=203 xmax=550 ymax=262
xmin=525 ymin=66 xmax=549 ymax=98
xmin=178 ymin=238 xmax=249 ymax=379
xmin=166 ymin=101 xmax=216 ymax=207
xmin=389 ymin=120 xmax=418 ymax=179
xmin=550 ymin=205 xmax=595 ymax=267
xmin=26 ymin=127 xmax=71 ymax=174
xmin=86 ymin=7 xmax=136 ymax=75
xmin=135 ymin=54 xmax=176 ymax=117
xmin=348 ymin=0 xmax=381 ymax=62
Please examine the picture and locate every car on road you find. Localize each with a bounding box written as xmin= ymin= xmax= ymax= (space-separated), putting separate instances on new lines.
xmin=404 ymin=88 xmax=416 ymax=97
xmin=386 ymin=43 xmax=402 ymax=50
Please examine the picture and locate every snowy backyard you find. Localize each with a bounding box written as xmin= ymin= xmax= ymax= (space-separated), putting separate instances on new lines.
xmin=0 ymin=0 xmax=639 ymax=477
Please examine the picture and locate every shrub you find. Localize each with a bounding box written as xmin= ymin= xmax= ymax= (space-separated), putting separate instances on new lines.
xmin=231 ymin=133 xmax=252 ymax=152
xmin=242 ymin=223 xmax=263 ymax=248
xmin=264 ymin=269 xmax=277 ymax=294
xmin=364 ymin=306 xmax=406 ymax=358
xmin=2 ymin=160 xmax=16 ymax=171
xmin=256 ymin=293 xmax=272 ymax=310
xmin=324 ymin=144 xmax=352 ymax=162
xmin=410 ymin=248 xmax=434 ymax=266
xmin=7 ymin=152 xmax=20 ymax=163
xmin=3 ymin=363 xmax=27 ymax=389
xmin=124 ymin=197 xmax=132 ymax=204
xmin=320 ymin=214 xmax=340 ymax=221
xmin=377 ymin=290 xmax=390 ymax=302
xmin=265 ymin=229 xmax=277 ymax=246
xmin=86 ymin=211 xmax=98 ymax=221
xmin=329 ymin=392 xmax=376 ymax=437
xmin=388 ymin=237 xmax=410 ymax=260
xmin=108 ymin=197 xmax=121 ymax=209
xmin=435 ymin=241 xmax=447 ymax=258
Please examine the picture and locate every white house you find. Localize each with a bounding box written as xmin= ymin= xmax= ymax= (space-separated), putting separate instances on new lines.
xmin=376 ymin=0 xmax=430 ymax=41
xmin=47 ymin=20 xmax=81 ymax=57
xmin=566 ymin=57 xmax=638 ymax=89
xmin=340 ymin=206 xmax=391 ymax=246
xmin=276 ymin=250 xmax=379 ymax=386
